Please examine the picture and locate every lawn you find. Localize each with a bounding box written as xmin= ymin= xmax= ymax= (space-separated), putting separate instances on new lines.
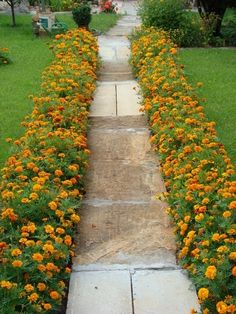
xmin=0 ymin=12 xmax=120 ymax=165
xmin=180 ymin=48 xmax=236 ymax=165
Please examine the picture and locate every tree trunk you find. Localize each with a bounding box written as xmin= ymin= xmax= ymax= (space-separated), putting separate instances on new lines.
xmin=11 ymin=1 xmax=16 ymax=27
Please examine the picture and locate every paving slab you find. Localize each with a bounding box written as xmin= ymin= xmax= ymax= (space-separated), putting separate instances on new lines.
xmin=67 ymin=270 xmax=132 ymax=314
xmin=90 ymin=84 xmax=116 ymax=117
xmin=132 ymin=270 xmax=200 ymax=314
xmin=116 ymin=81 xmax=142 ymax=116
xmin=89 ymin=115 xmax=147 ymax=129
xmin=77 ymin=200 xmax=173 ymax=248
xmin=85 ymin=159 xmax=165 ymax=201
xmin=87 ymin=128 xmax=153 ymax=160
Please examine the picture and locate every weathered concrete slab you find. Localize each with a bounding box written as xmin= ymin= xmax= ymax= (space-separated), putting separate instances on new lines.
xmin=78 ymin=200 xmax=173 ymax=247
xmin=90 ymin=84 xmax=116 ymax=117
xmin=98 ymin=61 xmax=133 ymax=81
xmin=85 ymin=159 xmax=165 ymax=201
xmin=89 ymin=115 xmax=147 ymax=129
xmin=116 ymin=82 xmax=142 ymax=116
xmin=132 ymin=270 xmax=200 ymax=314
xmin=87 ymin=128 xmax=153 ymax=160
xmin=67 ymin=270 xmax=132 ymax=314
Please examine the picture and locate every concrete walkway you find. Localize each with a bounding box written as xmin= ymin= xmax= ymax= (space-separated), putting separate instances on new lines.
xmin=67 ymin=2 xmax=199 ymax=313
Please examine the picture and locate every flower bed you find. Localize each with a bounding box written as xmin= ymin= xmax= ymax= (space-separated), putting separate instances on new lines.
xmin=0 ymin=29 xmax=98 ymax=313
xmin=130 ymin=27 xmax=236 ymax=314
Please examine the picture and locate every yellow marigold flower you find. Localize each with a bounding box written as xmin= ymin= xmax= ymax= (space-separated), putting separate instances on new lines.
xmin=205 ymin=265 xmax=217 ymax=280
xmin=43 ymin=243 xmax=54 ymax=253
xmin=37 ymin=283 xmax=46 ymax=291
xmin=50 ymin=290 xmax=60 ymax=300
xmin=71 ymin=214 xmax=80 ymax=223
xmin=198 ymin=288 xmax=209 ymax=301
xmin=56 ymin=227 xmax=65 ymax=234
xmin=28 ymin=292 xmax=39 ymax=303
xmin=216 ymin=301 xmax=228 ymax=313
xmin=48 ymin=201 xmax=57 ymax=210
xmin=32 ymin=253 xmax=44 ymax=262
xmin=21 ymin=198 xmax=30 ymax=203
xmin=1 ymin=280 xmax=13 ymax=289
xmin=44 ymin=225 xmax=54 ymax=234
xmin=212 ymin=233 xmax=220 ymax=241
xmin=195 ymin=213 xmax=204 ymax=222
xmin=232 ymin=266 xmax=236 ymax=276
xmin=223 ymin=211 xmax=231 ymax=218
xmin=12 ymin=260 xmax=23 ymax=267
xmin=37 ymin=264 xmax=46 ymax=272
xmin=32 ymin=184 xmax=42 ymax=191
xmin=29 ymin=192 xmax=38 ymax=200
xmin=68 ymin=165 xmax=78 ymax=172
xmin=217 ymin=246 xmax=229 ymax=253
xmin=11 ymin=248 xmax=22 ymax=256
xmin=24 ymin=284 xmax=34 ymax=292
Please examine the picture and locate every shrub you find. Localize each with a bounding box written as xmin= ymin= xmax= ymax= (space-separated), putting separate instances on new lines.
xmin=0 ymin=28 xmax=98 ymax=313
xmin=72 ymin=4 xmax=92 ymax=28
xmin=130 ymin=27 xmax=236 ymax=314
xmin=138 ymin=0 xmax=185 ymax=30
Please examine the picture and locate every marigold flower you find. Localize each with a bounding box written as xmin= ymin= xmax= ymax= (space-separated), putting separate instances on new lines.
xmin=32 ymin=253 xmax=44 ymax=262
xmin=229 ymin=252 xmax=236 ymax=260
xmin=24 ymin=284 xmax=34 ymax=292
xmin=198 ymin=288 xmax=209 ymax=301
xmin=205 ymin=265 xmax=217 ymax=280
xmin=43 ymin=303 xmax=52 ymax=310
xmin=1 ymin=281 xmax=13 ymax=289
xmin=50 ymin=290 xmax=60 ymax=300
xmin=55 ymin=169 xmax=63 ymax=176
xmin=216 ymin=301 xmax=228 ymax=313
xmin=44 ymin=225 xmax=54 ymax=234
xmin=232 ymin=266 xmax=236 ymax=276
xmin=223 ymin=211 xmax=231 ymax=218
xmin=32 ymin=184 xmax=42 ymax=191
xmin=48 ymin=201 xmax=57 ymax=210
xmin=12 ymin=260 xmax=23 ymax=267
xmin=37 ymin=283 xmax=46 ymax=291
xmin=228 ymin=201 xmax=236 ymax=209
xmin=11 ymin=248 xmax=22 ymax=256
xmin=28 ymin=292 xmax=39 ymax=303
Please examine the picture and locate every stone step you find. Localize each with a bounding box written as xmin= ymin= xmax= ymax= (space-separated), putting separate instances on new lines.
xmin=77 ymin=200 xmax=173 ymax=249
xmin=85 ymin=159 xmax=165 ymax=201
xmin=87 ymin=128 xmax=154 ymax=161
xmin=89 ymin=115 xmax=147 ymax=129
xmin=99 ymin=61 xmax=132 ymax=73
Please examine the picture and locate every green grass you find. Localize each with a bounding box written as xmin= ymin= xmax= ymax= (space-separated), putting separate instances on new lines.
xmin=180 ymin=48 xmax=236 ymax=165
xmin=0 ymin=14 xmax=53 ymax=165
xmin=56 ymin=12 xmax=121 ymax=33
xmin=0 ymin=12 xmax=120 ymax=165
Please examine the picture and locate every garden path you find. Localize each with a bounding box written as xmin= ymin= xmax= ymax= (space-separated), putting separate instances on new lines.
xmin=67 ymin=2 xmax=199 ymax=313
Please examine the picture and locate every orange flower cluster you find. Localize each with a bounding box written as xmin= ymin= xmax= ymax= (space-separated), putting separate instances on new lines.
xmin=130 ymin=27 xmax=236 ymax=314
xmin=0 ymin=29 xmax=98 ymax=312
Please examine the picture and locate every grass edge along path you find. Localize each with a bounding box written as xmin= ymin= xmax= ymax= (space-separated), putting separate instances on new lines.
xmin=130 ymin=27 xmax=236 ymax=314
xmin=0 ymin=29 xmax=98 ymax=313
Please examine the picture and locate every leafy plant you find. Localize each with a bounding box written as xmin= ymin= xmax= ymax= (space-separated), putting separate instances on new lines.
xmin=0 ymin=48 xmax=11 ymax=65
xmin=72 ymin=3 xmax=91 ymax=28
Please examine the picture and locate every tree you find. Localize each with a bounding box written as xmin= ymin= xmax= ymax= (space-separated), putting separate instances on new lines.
xmin=197 ymin=0 xmax=236 ymax=36
xmin=5 ymin=0 xmax=21 ymax=26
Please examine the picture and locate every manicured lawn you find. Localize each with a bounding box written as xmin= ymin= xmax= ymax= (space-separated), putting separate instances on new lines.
xmin=0 ymin=12 xmax=120 ymax=165
xmin=56 ymin=12 xmax=121 ymax=33
xmin=180 ymin=48 xmax=236 ymax=165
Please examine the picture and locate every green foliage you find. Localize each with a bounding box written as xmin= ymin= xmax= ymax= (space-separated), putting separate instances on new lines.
xmin=72 ymin=4 xmax=91 ymax=28
xmin=49 ymin=0 xmax=75 ymax=12
xmin=0 ymin=48 xmax=11 ymax=65
xmin=138 ymin=0 xmax=185 ymax=30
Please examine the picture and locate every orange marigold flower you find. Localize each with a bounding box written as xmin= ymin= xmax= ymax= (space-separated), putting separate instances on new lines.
xmin=28 ymin=292 xmax=39 ymax=303
xmin=44 ymin=225 xmax=54 ymax=234
xmin=229 ymin=252 xmax=236 ymax=260
xmin=198 ymin=288 xmax=209 ymax=301
xmin=223 ymin=211 xmax=231 ymax=218
xmin=216 ymin=301 xmax=228 ymax=314
xmin=43 ymin=303 xmax=52 ymax=310
xmin=55 ymin=169 xmax=63 ymax=177
xmin=24 ymin=284 xmax=34 ymax=292
xmin=0 ymin=280 xmax=13 ymax=289
xmin=48 ymin=201 xmax=57 ymax=210
xmin=205 ymin=265 xmax=217 ymax=280
xmin=37 ymin=283 xmax=46 ymax=291
xmin=11 ymin=248 xmax=22 ymax=256
xmin=64 ymin=235 xmax=72 ymax=246
xmin=50 ymin=290 xmax=60 ymax=300
xmin=32 ymin=184 xmax=42 ymax=191
xmin=232 ymin=266 xmax=236 ymax=276
xmin=12 ymin=260 xmax=23 ymax=267
xmin=32 ymin=253 xmax=44 ymax=262
xmin=228 ymin=201 xmax=236 ymax=209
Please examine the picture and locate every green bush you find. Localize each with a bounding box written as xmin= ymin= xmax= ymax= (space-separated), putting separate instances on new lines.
xmin=138 ymin=0 xmax=185 ymax=30
xmin=72 ymin=4 xmax=91 ymax=28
